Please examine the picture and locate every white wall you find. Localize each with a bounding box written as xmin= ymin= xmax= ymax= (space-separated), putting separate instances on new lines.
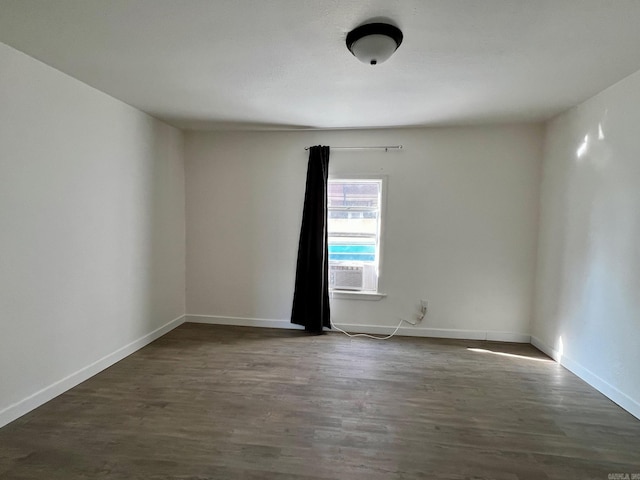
xmin=0 ymin=43 xmax=185 ymax=426
xmin=533 ymin=70 xmax=640 ymax=419
xmin=185 ymin=126 xmax=542 ymax=340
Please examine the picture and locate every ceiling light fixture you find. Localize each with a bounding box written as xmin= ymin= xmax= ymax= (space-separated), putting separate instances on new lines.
xmin=346 ymin=22 xmax=403 ymax=65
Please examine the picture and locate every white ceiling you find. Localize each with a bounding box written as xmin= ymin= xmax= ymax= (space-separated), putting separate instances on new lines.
xmin=2 ymin=0 xmax=640 ymax=130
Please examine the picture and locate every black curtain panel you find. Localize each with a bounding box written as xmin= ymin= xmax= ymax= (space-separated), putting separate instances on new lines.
xmin=291 ymin=145 xmax=331 ymax=333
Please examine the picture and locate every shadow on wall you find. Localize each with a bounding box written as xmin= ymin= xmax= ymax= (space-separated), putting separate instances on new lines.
xmin=140 ymin=119 xmax=185 ymax=334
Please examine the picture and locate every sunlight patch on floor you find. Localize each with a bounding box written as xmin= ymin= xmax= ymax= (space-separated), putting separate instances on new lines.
xmin=467 ymin=347 xmax=552 ymax=362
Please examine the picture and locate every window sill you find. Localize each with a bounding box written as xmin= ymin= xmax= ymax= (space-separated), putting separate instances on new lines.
xmin=330 ymin=291 xmax=387 ymax=301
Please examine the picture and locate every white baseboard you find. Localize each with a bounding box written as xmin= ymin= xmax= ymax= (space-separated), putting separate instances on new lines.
xmin=186 ymin=314 xmax=305 ymax=330
xmin=486 ymin=331 xmax=531 ymax=343
xmin=185 ymin=314 xmax=530 ymax=343
xmin=0 ymin=314 xmax=185 ymax=429
xmin=531 ymin=336 xmax=640 ymax=420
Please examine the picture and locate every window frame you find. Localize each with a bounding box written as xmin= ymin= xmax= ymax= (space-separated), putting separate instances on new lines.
xmin=327 ymin=175 xmax=387 ymax=300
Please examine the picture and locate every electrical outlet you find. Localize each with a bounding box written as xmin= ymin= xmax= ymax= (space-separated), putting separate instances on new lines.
xmin=420 ymin=300 xmax=428 ymax=314
xmin=416 ymin=299 xmax=428 ymax=322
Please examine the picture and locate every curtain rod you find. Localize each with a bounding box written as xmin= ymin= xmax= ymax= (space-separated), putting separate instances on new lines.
xmin=304 ymin=145 xmax=403 ymax=151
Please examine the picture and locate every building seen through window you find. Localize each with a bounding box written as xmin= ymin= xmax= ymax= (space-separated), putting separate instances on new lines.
xmin=327 ymin=179 xmax=382 ymax=292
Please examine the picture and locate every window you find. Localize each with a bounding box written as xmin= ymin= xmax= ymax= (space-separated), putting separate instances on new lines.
xmin=327 ymin=178 xmax=384 ymax=293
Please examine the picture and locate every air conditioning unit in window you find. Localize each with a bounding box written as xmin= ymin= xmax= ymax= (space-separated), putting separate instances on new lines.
xmin=330 ymin=264 xmax=377 ymax=291
xmin=330 ymin=265 xmax=363 ymax=290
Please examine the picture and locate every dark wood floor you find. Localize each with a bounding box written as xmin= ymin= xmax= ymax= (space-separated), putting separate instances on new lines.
xmin=1 ymin=323 xmax=639 ymax=479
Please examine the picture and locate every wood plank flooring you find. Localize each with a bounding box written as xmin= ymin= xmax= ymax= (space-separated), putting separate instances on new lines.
xmin=0 ymin=323 xmax=639 ymax=479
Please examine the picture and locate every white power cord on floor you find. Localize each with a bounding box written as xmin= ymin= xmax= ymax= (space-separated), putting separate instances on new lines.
xmin=330 ymin=316 xmax=417 ymax=340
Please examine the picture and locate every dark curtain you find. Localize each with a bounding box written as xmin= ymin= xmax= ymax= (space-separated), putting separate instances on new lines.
xmin=291 ymin=145 xmax=331 ymax=333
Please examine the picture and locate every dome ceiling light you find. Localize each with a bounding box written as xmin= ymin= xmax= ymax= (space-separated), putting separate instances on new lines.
xmin=346 ymin=22 xmax=403 ymax=65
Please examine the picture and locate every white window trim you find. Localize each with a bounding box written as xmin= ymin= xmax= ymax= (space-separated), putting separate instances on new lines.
xmin=327 ymin=174 xmax=388 ymax=300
